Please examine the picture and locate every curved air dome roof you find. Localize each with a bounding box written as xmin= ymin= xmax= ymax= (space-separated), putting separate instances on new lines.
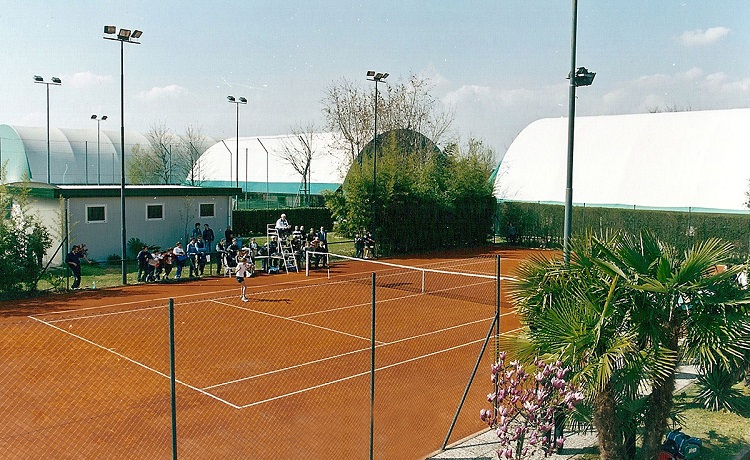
xmin=0 ymin=125 xmax=216 ymax=185
xmin=193 ymin=132 xmax=351 ymax=195
xmin=494 ymin=108 xmax=750 ymax=211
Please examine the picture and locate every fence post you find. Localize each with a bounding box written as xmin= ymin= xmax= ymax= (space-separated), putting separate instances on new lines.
xmin=370 ymin=273 xmax=376 ymax=460
xmin=170 ymin=299 xmax=178 ymax=460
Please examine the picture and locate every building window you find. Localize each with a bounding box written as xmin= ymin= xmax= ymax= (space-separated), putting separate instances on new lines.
xmin=199 ymin=203 xmax=215 ymax=218
xmin=146 ymin=204 xmax=164 ymax=220
xmin=86 ymin=205 xmax=106 ymax=223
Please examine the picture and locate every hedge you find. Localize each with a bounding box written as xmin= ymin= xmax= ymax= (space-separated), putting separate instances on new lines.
xmin=496 ymin=201 xmax=750 ymax=262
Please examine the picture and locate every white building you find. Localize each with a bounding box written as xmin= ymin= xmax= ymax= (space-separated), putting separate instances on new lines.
xmin=11 ymin=183 xmax=239 ymax=264
xmin=495 ymin=108 xmax=750 ymax=212
xmin=193 ymin=132 xmax=351 ymax=206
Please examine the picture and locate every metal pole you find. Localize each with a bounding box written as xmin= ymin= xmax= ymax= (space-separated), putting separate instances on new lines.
xmin=169 ymin=299 xmax=178 ymax=460
xmin=563 ymin=0 xmax=579 ymax=265
xmin=235 ymin=102 xmax=240 ymax=189
xmin=494 ymin=255 xmax=501 ymax=419
xmin=442 ymin=314 xmax=499 ymax=450
xmin=97 ymin=120 xmax=101 ymax=185
xmin=371 ymin=81 xmax=378 ymax=253
xmin=85 ymin=141 xmax=89 ymax=185
xmin=120 ymin=39 xmax=127 ymax=285
xmin=370 ymin=272 xmax=376 ymax=460
xmin=46 ymin=83 xmax=51 ymax=184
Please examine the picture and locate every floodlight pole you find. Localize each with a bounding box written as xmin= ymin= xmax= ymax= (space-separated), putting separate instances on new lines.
xmin=227 ymin=96 xmax=247 ymax=192
xmin=33 ymin=76 xmax=62 ymax=184
xmin=367 ymin=71 xmax=388 ymax=255
xmin=92 ymin=115 xmax=107 ymax=185
xmin=104 ymin=26 xmax=142 ymax=285
xmin=564 ymin=0 xmax=594 ymax=265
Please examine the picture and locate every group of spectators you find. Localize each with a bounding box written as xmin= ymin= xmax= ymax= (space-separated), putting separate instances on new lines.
xmin=211 ymin=214 xmax=331 ymax=274
xmin=135 ymin=222 xmax=217 ymax=282
xmin=66 ymin=217 xmax=379 ymax=288
xmin=354 ymin=230 xmax=376 ymax=259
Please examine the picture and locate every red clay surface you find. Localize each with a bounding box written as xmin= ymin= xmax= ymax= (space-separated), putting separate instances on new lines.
xmin=0 ymin=247 xmax=552 ymax=459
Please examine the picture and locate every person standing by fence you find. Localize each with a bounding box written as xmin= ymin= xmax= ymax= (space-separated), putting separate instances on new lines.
xmin=66 ymin=245 xmax=83 ymax=289
xmin=202 ymin=223 xmax=215 ymax=253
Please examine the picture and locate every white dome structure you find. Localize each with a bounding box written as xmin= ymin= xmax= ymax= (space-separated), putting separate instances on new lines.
xmin=495 ymin=108 xmax=750 ymax=212
xmin=193 ymin=132 xmax=350 ymax=195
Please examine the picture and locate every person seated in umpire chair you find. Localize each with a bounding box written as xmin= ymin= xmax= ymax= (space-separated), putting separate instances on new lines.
xmin=275 ymin=213 xmax=291 ymax=240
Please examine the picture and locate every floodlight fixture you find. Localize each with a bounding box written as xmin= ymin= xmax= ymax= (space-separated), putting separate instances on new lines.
xmin=366 ymin=70 xmax=375 ymax=77
xmin=570 ymin=66 xmax=596 ymax=87
xmin=239 ymin=97 xmax=247 ymax=103
xmin=34 ymin=75 xmax=43 ymax=82
xmin=104 ymin=25 xmax=116 ymax=34
xmin=51 ymin=77 xmax=62 ymax=84
xmin=117 ymin=28 xmax=131 ymax=40
xmin=131 ymin=30 xmax=142 ymax=39
xmin=227 ymin=95 xmax=235 ymax=102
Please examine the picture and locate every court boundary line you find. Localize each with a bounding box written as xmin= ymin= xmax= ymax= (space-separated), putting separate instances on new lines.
xmin=206 ymin=311 xmax=516 ymax=391
xmin=28 ymin=316 xmax=242 ymax=409
xmin=238 ymin=326 xmax=523 ymax=409
xmin=27 ymin=301 xmax=521 ymax=412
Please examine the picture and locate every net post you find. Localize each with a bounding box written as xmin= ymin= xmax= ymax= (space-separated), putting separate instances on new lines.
xmin=305 ymin=250 xmax=309 ymax=276
xmin=169 ymin=298 xmax=178 ymax=460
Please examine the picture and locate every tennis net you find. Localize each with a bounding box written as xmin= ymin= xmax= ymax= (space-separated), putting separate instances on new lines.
xmin=304 ymin=251 xmax=500 ymax=307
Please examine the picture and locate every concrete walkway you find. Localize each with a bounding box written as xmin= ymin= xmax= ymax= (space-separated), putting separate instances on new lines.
xmin=427 ymin=366 xmax=705 ymax=460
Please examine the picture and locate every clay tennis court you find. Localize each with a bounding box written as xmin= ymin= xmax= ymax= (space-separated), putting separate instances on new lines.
xmin=0 ymin=247 xmax=548 ymax=459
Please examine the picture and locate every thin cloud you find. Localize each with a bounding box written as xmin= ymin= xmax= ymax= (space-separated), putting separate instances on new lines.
xmin=64 ymin=71 xmax=113 ymax=88
xmin=678 ymin=27 xmax=730 ymax=46
xmin=138 ymin=84 xmax=188 ymax=101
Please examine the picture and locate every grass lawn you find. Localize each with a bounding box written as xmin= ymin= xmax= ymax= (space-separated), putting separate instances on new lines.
xmin=577 ymin=382 xmax=750 ymax=459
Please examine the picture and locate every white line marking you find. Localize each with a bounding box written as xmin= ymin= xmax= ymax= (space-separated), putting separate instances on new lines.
xmin=28 ymin=316 xmax=242 ymax=409
xmin=211 ymin=299 xmax=377 ymax=343
xmin=238 ymin=326 xmax=524 ymax=409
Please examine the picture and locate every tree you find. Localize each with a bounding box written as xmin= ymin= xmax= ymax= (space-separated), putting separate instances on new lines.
xmin=128 ymin=123 xmax=209 ymax=185
xmin=321 ymin=78 xmax=372 ymax=163
xmin=326 ymin=131 xmax=495 ymax=253
xmin=321 ymin=73 xmax=455 ymax=164
xmin=481 ymin=353 xmax=584 ymax=459
xmin=180 ymin=124 xmax=209 ymax=186
xmin=603 ymin=232 xmax=750 ymax=459
xmin=508 ymin=230 xmax=750 ymax=459
xmin=278 ymin=122 xmax=319 ymax=206
xmin=128 ymin=123 xmax=177 ymax=185
xmin=0 ymin=168 xmax=53 ymax=295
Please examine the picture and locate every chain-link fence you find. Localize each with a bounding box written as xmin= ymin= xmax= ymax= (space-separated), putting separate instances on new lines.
xmin=1 ymin=253 xmax=509 ymax=458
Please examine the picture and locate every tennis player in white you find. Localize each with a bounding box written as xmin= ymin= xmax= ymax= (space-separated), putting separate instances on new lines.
xmin=235 ymin=257 xmax=252 ymax=301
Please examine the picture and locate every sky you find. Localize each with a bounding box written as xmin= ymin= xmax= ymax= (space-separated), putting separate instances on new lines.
xmin=1 ymin=1 xmax=749 ymax=160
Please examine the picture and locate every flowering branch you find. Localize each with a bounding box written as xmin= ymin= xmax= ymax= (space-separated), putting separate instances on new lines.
xmin=480 ymin=353 xmax=584 ymax=459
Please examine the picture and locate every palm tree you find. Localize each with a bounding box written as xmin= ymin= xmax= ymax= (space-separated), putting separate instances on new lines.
xmin=509 ymin=232 xmax=642 ymax=460
xmin=601 ymin=232 xmax=750 ymax=458
xmin=508 ymin=230 xmax=750 ymax=460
